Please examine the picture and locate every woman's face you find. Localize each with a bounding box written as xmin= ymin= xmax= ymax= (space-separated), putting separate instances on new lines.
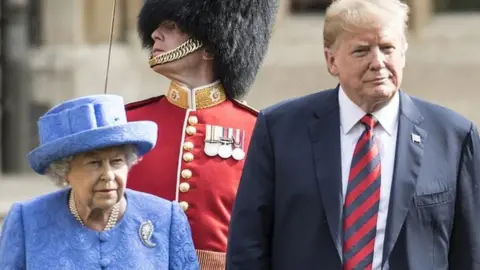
xmin=66 ymin=146 xmax=129 ymax=211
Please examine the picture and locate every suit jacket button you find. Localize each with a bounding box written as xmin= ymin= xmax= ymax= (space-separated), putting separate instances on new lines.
xmin=100 ymin=258 xmax=110 ymax=268
xmin=179 ymin=201 xmax=189 ymax=211
xmin=181 ymin=169 xmax=192 ymax=179
xmin=98 ymin=232 xmax=108 ymax=242
xmin=179 ymin=182 xmax=190 ymax=193
xmin=183 ymin=152 xmax=194 ymax=162
xmin=188 ymin=116 xmax=198 ymax=125
xmin=183 ymin=141 xmax=194 ymax=151
xmin=186 ymin=126 xmax=196 ymax=135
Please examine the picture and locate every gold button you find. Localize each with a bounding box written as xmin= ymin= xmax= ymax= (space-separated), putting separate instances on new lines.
xmin=181 ymin=169 xmax=192 ymax=179
xmin=188 ymin=116 xmax=198 ymax=125
xmin=186 ymin=126 xmax=196 ymax=135
xmin=183 ymin=152 xmax=194 ymax=162
xmin=179 ymin=201 xmax=189 ymax=211
xmin=183 ymin=141 xmax=194 ymax=151
xmin=179 ymin=182 xmax=190 ymax=193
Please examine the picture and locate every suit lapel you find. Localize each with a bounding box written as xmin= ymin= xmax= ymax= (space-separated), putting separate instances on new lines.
xmin=382 ymin=91 xmax=427 ymax=267
xmin=307 ymin=88 xmax=343 ymax=260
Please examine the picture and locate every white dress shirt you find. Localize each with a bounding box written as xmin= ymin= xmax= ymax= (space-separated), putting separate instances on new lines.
xmin=338 ymin=86 xmax=399 ymax=269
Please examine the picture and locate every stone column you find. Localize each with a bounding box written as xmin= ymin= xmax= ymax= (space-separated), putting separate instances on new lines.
xmin=83 ymin=0 xmax=126 ymax=44
xmin=126 ymin=0 xmax=144 ymax=48
xmin=407 ymin=0 xmax=434 ymax=35
xmin=32 ymin=0 xmax=83 ymax=107
xmin=0 ymin=0 xmax=4 ymax=172
xmin=43 ymin=0 xmax=127 ymax=45
xmin=42 ymin=0 xmax=85 ymax=45
xmin=277 ymin=0 xmax=291 ymax=24
xmin=2 ymin=0 xmax=32 ymax=172
xmin=126 ymin=0 xmax=142 ymax=33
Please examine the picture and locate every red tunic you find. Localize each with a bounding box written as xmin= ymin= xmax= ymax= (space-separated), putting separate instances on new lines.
xmin=125 ymin=80 xmax=257 ymax=269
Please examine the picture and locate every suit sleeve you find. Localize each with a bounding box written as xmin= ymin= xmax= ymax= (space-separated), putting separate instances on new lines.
xmin=0 ymin=203 xmax=26 ymax=269
xmin=448 ymin=122 xmax=480 ymax=269
xmin=168 ymin=202 xmax=200 ymax=270
xmin=226 ymin=110 xmax=275 ymax=270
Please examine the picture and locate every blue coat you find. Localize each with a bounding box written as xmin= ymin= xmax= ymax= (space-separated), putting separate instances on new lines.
xmin=226 ymin=88 xmax=480 ymax=269
xmin=0 ymin=188 xmax=199 ymax=269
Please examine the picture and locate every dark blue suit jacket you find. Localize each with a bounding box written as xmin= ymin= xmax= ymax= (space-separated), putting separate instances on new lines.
xmin=226 ymin=88 xmax=480 ymax=270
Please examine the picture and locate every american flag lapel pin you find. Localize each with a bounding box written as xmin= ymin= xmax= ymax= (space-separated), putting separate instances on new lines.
xmin=411 ymin=133 xmax=421 ymax=143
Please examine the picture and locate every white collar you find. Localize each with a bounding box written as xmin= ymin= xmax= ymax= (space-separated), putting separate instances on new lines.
xmin=338 ymin=85 xmax=399 ymax=136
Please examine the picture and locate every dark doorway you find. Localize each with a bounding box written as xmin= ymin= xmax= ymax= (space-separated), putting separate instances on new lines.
xmin=291 ymin=0 xmax=330 ymax=13
xmin=0 ymin=0 xmax=4 ymax=172
xmin=28 ymin=0 xmax=43 ymax=47
xmin=436 ymin=0 xmax=480 ymax=12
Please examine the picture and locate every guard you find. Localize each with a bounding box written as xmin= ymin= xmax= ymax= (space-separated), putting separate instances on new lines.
xmin=125 ymin=0 xmax=279 ymax=268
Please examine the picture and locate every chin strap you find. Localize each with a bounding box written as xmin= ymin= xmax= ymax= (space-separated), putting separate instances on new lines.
xmin=103 ymin=0 xmax=117 ymax=94
xmin=148 ymin=38 xmax=203 ymax=67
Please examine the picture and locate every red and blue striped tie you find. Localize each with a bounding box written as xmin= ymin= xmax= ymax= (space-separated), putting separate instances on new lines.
xmin=342 ymin=114 xmax=381 ymax=270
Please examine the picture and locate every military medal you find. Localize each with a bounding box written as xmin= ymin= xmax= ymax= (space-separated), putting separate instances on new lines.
xmin=204 ymin=125 xmax=219 ymax=156
xmin=218 ymin=127 xmax=233 ymax=159
xmin=232 ymin=129 xmax=246 ymax=161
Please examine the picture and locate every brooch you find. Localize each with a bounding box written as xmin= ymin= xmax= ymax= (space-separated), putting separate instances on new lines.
xmin=139 ymin=220 xmax=157 ymax=248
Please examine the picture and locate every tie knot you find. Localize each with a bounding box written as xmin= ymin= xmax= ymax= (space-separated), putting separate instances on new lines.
xmin=360 ymin=114 xmax=378 ymax=130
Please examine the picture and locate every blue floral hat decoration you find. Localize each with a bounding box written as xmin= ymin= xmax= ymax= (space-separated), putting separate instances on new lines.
xmin=27 ymin=94 xmax=158 ymax=174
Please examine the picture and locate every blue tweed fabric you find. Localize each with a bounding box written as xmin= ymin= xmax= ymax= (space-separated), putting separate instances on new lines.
xmin=0 ymin=188 xmax=200 ymax=269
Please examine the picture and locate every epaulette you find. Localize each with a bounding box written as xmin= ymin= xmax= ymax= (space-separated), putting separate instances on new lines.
xmin=125 ymin=95 xmax=165 ymax=111
xmin=231 ymin=99 xmax=258 ymax=116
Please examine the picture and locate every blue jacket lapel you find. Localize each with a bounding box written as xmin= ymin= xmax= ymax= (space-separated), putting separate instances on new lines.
xmin=382 ymin=91 xmax=427 ymax=267
xmin=307 ymin=87 xmax=343 ymax=261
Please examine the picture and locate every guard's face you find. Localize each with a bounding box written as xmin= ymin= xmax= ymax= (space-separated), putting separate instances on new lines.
xmin=66 ymin=146 xmax=128 ymax=211
xmin=150 ymin=20 xmax=205 ymax=77
xmin=324 ymin=25 xmax=407 ymax=109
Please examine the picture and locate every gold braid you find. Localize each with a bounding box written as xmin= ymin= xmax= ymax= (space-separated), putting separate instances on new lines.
xmin=148 ymin=38 xmax=203 ymax=67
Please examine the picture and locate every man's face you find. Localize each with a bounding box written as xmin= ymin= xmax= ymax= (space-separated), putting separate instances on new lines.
xmin=325 ymin=26 xmax=407 ymax=110
xmin=150 ymin=20 xmax=205 ymax=76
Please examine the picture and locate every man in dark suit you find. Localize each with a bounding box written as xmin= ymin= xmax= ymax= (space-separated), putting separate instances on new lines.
xmin=225 ymin=0 xmax=480 ymax=269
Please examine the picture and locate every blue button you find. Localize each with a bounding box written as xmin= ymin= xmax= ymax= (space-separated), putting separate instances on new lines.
xmin=98 ymin=232 xmax=108 ymax=242
xmin=100 ymin=258 xmax=110 ymax=267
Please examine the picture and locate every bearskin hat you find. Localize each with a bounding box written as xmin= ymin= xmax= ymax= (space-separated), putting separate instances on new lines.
xmin=137 ymin=0 xmax=279 ymax=99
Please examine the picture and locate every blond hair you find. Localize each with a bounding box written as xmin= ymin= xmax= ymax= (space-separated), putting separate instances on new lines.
xmin=323 ymin=0 xmax=410 ymax=49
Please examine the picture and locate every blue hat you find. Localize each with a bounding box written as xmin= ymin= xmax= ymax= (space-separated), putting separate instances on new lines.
xmin=27 ymin=94 xmax=158 ymax=175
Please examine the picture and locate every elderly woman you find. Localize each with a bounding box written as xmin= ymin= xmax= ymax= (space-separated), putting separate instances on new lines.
xmin=0 ymin=95 xmax=199 ymax=269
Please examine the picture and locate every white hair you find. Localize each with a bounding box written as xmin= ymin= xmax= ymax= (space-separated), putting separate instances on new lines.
xmin=323 ymin=0 xmax=410 ymax=49
xmin=45 ymin=145 xmax=139 ymax=187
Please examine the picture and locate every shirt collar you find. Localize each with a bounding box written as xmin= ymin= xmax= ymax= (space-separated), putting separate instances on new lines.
xmin=338 ymin=85 xmax=399 ymax=136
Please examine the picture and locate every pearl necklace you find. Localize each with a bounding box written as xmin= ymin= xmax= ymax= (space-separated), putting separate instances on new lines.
xmin=68 ymin=192 xmax=120 ymax=231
